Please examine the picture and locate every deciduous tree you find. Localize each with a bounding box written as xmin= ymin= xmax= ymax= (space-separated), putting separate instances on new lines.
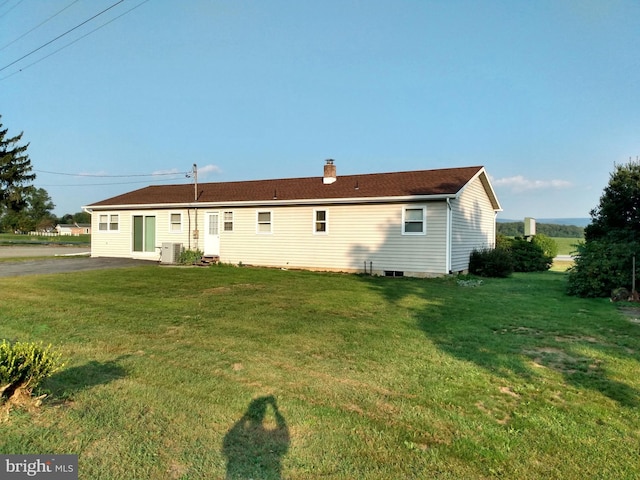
xmin=568 ymin=160 xmax=640 ymax=297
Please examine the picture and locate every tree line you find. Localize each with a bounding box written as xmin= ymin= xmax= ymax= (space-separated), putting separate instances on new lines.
xmin=497 ymin=222 xmax=584 ymax=238
xmin=0 ymin=115 xmax=88 ymax=233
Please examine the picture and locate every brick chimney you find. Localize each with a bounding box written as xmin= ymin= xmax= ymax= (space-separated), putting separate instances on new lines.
xmin=323 ymin=159 xmax=336 ymax=184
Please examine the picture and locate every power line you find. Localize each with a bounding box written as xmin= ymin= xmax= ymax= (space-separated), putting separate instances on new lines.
xmin=0 ymin=0 xmax=150 ymax=81
xmin=36 ymin=177 xmax=188 ymax=187
xmin=0 ymin=0 xmax=125 ymax=73
xmin=0 ymin=0 xmax=82 ymax=53
xmin=0 ymin=0 xmax=26 ymax=20
xmin=35 ymin=168 xmax=189 ymax=178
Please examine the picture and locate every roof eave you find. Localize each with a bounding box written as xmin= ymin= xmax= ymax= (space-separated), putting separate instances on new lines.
xmin=82 ymin=193 xmax=460 ymax=211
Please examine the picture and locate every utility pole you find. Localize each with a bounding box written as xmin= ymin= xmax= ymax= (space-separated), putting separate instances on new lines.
xmin=192 ymin=163 xmax=199 ymax=250
xmin=193 ymin=163 xmax=198 ymax=201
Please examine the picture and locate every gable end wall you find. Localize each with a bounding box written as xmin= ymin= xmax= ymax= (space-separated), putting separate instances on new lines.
xmin=450 ymin=176 xmax=497 ymax=272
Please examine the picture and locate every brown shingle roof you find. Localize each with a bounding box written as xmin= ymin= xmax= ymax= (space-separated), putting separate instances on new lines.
xmin=86 ymin=166 xmax=495 ymax=208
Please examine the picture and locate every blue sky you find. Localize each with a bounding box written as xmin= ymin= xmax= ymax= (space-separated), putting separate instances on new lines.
xmin=1 ymin=0 xmax=639 ymax=219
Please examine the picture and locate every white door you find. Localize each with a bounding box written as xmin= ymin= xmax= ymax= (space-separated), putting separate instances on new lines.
xmin=204 ymin=211 xmax=220 ymax=255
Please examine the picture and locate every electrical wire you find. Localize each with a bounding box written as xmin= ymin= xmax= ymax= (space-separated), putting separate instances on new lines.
xmin=36 ymin=177 xmax=189 ymax=187
xmin=0 ymin=0 xmax=82 ymax=52
xmin=0 ymin=0 xmax=150 ymax=81
xmin=0 ymin=0 xmax=125 ymax=73
xmin=35 ymin=168 xmax=189 ymax=178
xmin=0 ymin=0 xmax=26 ymax=20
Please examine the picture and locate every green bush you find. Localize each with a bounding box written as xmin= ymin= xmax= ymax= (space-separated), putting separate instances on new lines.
xmin=509 ymin=237 xmax=553 ymax=272
xmin=531 ymin=234 xmax=558 ymax=259
xmin=469 ymin=247 xmax=514 ymax=278
xmin=0 ymin=340 xmax=63 ymax=400
xmin=567 ymin=240 xmax=639 ymax=298
xmin=178 ymin=248 xmax=203 ymax=265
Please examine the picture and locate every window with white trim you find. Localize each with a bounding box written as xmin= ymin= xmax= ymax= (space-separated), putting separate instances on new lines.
xmin=223 ymin=211 xmax=234 ymax=232
xmin=402 ymin=207 xmax=426 ymax=235
xmin=314 ymin=209 xmax=328 ymax=234
xmin=98 ymin=214 xmax=119 ymax=232
xmin=169 ymin=213 xmax=182 ymax=233
xmin=257 ymin=211 xmax=272 ymax=233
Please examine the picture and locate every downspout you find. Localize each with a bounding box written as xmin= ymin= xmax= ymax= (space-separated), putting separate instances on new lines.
xmin=446 ymin=198 xmax=452 ymax=274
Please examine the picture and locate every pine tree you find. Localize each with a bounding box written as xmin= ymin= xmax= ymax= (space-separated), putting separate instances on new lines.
xmin=0 ymin=115 xmax=36 ymax=213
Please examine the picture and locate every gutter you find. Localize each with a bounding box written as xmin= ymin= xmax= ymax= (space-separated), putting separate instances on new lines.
xmin=83 ymin=193 xmax=460 ymax=211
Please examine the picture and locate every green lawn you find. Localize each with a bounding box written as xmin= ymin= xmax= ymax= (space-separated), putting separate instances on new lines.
xmin=1 ymin=265 xmax=638 ymax=479
xmin=0 ymin=233 xmax=90 ymax=245
xmin=553 ymin=237 xmax=582 ymax=256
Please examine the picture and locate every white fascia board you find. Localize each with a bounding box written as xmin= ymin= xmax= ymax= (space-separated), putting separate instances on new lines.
xmin=84 ymin=194 xmax=458 ymax=211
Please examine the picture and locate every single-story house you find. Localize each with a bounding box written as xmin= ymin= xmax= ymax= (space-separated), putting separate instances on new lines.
xmin=55 ymin=223 xmax=92 ymax=236
xmin=83 ymin=161 xmax=502 ymax=276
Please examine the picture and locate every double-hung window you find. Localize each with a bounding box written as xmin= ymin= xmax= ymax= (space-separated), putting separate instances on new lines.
xmin=403 ymin=207 xmax=426 ymax=235
xmin=169 ymin=213 xmax=182 ymax=233
xmin=98 ymin=214 xmax=119 ymax=232
xmin=314 ymin=209 xmax=328 ymax=234
xmin=223 ymin=211 xmax=234 ymax=232
xmin=257 ymin=211 xmax=272 ymax=234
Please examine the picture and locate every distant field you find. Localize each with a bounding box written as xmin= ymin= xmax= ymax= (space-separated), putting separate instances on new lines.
xmin=554 ymin=237 xmax=583 ymax=256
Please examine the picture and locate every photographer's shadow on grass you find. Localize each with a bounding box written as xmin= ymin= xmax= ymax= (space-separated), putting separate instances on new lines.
xmin=41 ymin=356 xmax=129 ymax=403
xmin=223 ymin=395 xmax=290 ymax=480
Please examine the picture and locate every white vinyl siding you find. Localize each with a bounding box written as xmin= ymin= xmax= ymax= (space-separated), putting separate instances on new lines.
xmin=219 ymin=203 xmax=448 ymax=275
xmin=91 ymin=210 xmax=191 ymax=259
xmin=450 ymin=176 xmax=497 ymax=272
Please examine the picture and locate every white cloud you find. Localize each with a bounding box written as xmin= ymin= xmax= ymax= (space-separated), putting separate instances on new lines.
xmin=491 ymin=175 xmax=572 ymax=192
xmin=197 ymin=164 xmax=222 ymax=175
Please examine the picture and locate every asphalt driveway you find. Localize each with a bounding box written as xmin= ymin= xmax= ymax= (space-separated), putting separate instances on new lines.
xmin=0 ymin=246 xmax=156 ymax=277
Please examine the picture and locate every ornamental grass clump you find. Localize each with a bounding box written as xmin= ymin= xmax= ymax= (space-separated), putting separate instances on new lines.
xmin=0 ymin=340 xmax=63 ymax=412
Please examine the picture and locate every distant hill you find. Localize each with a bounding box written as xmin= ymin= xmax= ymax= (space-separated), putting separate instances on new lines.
xmin=496 ymin=220 xmax=585 ymax=238
xmin=497 ymin=218 xmax=590 ymax=228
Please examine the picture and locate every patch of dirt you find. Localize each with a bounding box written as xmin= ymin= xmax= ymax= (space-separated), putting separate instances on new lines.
xmin=499 ymin=386 xmax=520 ymax=398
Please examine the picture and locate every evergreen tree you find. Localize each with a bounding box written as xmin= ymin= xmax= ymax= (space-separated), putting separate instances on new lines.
xmin=0 ymin=115 xmax=35 ymax=214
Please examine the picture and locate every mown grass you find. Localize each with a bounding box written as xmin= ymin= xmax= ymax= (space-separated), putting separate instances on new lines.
xmin=553 ymin=237 xmax=582 ymax=256
xmin=0 ymin=233 xmax=90 ymax=245
xmin=0 ymin=265 xmax=638 ymax=479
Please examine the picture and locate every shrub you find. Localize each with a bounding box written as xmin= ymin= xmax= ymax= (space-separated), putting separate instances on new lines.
xmin=469 ymin=247 xmax=514 ymax=278
xmin=531 ymin=234 xmax=558 ymax=259
xmin=509 ymin=237 xmax=553 ymax=272
xmin=0 ymin=340 xmax=63 ymax=402
xmin=567 ymin=240 xmax=639 ymax=298
xmin=178 ymin=248 xmax=203 ymax=265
